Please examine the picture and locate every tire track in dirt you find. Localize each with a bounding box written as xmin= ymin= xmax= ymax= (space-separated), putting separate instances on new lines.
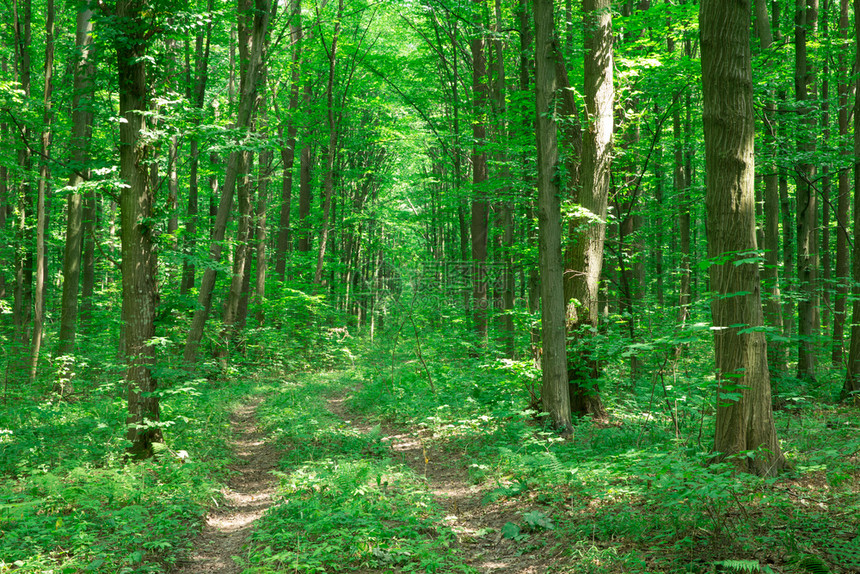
xmin=172 ymin=398 xmax=280 ymax=574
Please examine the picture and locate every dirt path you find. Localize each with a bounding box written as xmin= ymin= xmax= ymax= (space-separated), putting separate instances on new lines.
xmin=172 ymin=399 xmax=280 ymax=574
xmin=327 ymin=393 xmax=553 ymax=574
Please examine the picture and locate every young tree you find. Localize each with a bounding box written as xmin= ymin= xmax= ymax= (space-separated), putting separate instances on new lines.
xmin=57 ymin=5 xmax=95 ymax=361
xmin=844 ymin=0 xmax=860 ymax=399
xmin=700 ymin=0 xmax=785 ymax=475
xmin=534 ymin=0 xmax=571 ymax=431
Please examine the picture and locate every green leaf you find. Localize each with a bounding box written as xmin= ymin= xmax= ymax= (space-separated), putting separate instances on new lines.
xmin=501 ymin=522 xmax=521 ymax=539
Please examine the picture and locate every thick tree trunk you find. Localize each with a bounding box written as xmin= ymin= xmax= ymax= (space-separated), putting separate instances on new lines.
xmin=562 ymin=0 xmax=611 ymax=418
xmin=116 ymin=0 xmax=162 ymax=457
xmin=534 ymin=0 xmax=571 ymax=432
xmin=13 ymin=0 xmax=32 ymax=349
xmin=700 ymin=0 xmax=785 ymax=476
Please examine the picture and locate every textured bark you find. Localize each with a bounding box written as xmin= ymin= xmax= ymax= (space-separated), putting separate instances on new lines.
xmin=275 ymin=0 xmax=301 ymax=281
xmin=470 ymin=0 xmax=489 ymax=342
xmin=562 ymin=0 xmax=611 ymax=418
xmin=314 ymin=0 xmax=343 ymax=285
xmin=700 ymin=0 xmax=785 ymax=476
xmin=832 ymin=0 xmax=850 ymax=366
xmin=534 ymin=0 xmax=571 ymax=431
xmin=115 ymin=0 xmax=162 ymax=457
xmin=843 ymin=0 xmax=860 ymax=398
xmin=795 ymin=0 xmax=818 ymax=381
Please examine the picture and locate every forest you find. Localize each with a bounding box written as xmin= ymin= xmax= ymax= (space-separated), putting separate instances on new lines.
xmin=1 ymin=0 xmax=860 ymax=571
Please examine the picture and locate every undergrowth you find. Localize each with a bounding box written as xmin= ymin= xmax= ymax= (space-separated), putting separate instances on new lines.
xmin=0 ymin=370 xmax=247 ymax=573
xmin=246 ymin=373 xmax=476 ymax=573
xmin=332 ymin=318 xmax=860 ymax=574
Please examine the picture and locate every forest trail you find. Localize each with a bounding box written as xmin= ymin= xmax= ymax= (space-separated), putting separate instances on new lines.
xmin=172 ymin=398 xmax=279 ymax=574
xmin=327 ymin=388 xmax=556 ymax=574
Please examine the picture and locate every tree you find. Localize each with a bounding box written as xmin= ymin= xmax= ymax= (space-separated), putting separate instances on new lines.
xmin=843 ymin=0 xmax=860 ymax=400
xmin=114 ymin=0 xmax=163 ymax=457
xmin=56 ymin=4 xmax=95 ymax=363
xmin=534 ymin=0 xmax=571 ymax=432
xmin=699 ymin=0 xmax=785 ymax=475
xmin=564 ymin=0 xmax=612 ymax=418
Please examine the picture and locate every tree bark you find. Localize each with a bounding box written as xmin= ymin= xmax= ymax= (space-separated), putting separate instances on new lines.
xmin=534 ymin=0 xmax=571 ymax=432
xmin=795 ymin=0 xmax=818 ymax=382
xmin=314 ymin=0 xmax=344 ymax=285
xmin=700 ymin=0 xmax=785 ymax=476
xmin=275 ymin=0 xmax=301 ymax=281
xmin=115 ymin=0 xmax=162 ymax=457
xmin=562 ymin=0 xmax=611 ymax=418
xmin=470 ymin=0 xmax=490 ymax=342
xmin=843 ymin=0 xmax=860 ymax=399
xmin=832 ymin=0 xmax=850 ymax=366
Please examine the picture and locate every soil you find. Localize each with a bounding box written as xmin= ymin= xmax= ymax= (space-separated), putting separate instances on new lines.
xmin=172 ymin=399 xmax=281 ymax=574
xmin=173 ymin=385 xmax=560 ymax=573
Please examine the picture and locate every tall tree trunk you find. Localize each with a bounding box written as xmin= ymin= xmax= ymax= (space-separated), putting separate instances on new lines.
xmin=700 ymin=0 xmax=785 ymax=476
xmin=534 ymin=0 xmax=571 ymax=432
xmin=30 ymin=0 xmax=54 ymax=383
xmin=833 ymin=0 xmax=850 ymax=366
xmin=296 ymin=77 xmax=313 ymax=254
xmin=12 ymin=0 xmax=32 ymax=349
xmin=754 ymin=0 xmax=784 ymax=376
xmin=115 ymin=0 xmax=162 ymax=457
xmin=275 ymin=0 xmax=301 ymax=281
xmin=843 ymin=0 xmax=860 ymax=399
xmin=795 ymin=0 xmax=818 ymax=382
xmin=57 ymin=5 xmax=95 ymax=361
xmin=563 ymin=0 xmax=611 ymax=418
xmin=470 ymin=0 xmax=490 ymax=343
xmin=183 ymin=0 xmax=269 ymax=363
xmin=181 ymin=1 xmax=213 ymax=295
xmin=314 ymin=0 xmax=344 ymax=285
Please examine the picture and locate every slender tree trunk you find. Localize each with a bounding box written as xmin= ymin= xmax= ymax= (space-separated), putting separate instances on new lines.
xmin=30 ymin=0 xmax=54 ymax=383
xmin=833 ymin=0 xmax=850 ymax=366
xmin=275 ymin=0 xmax=301 ymax=281
xmin=183 ymin=0 xmax=269 ymax=363
xmin=12 ymin=0 xmax=32 ymax=349
xmin=470 ymin=0 xmax=490 ymax=342
xmin=57 ymin=6 xmax=95 ymax=361
xmin=795 ymin=0 xmax=818 ymax=382
xmin=115 ymin=0 xmax=162 ymax=457
xmin=843 ymin=0 xmax=860 ymax=398
xmin=754 ymin=0 xmax=784 ymax=376
xmin=700 ymin=0 xmax=785 ymax=476
xmin=314 ymin=0 xmax=343 ymax=285
xmin=534 ymin=0 xmax=571 ymax=432
xmin=297 ymin=77 xmax=313 ymax=254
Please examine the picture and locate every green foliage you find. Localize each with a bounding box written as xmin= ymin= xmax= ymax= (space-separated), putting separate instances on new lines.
xmin=248 ymin=372 xmax=475 ymax=573
xmin=0 ymin=375 xmax=244 ymax=573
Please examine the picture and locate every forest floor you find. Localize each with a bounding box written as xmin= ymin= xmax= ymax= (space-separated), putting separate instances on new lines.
xmin=326 ymin=385 xmax=560 ymax=574
xmin=172 ymin=398 xmax=280 ymax=574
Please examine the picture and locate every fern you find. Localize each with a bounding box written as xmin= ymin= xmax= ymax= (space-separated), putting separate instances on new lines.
xmin=712 ymin=559 xmax=774 ymax=573
xmin=795 ymin=554 xmax=831 ymax=574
